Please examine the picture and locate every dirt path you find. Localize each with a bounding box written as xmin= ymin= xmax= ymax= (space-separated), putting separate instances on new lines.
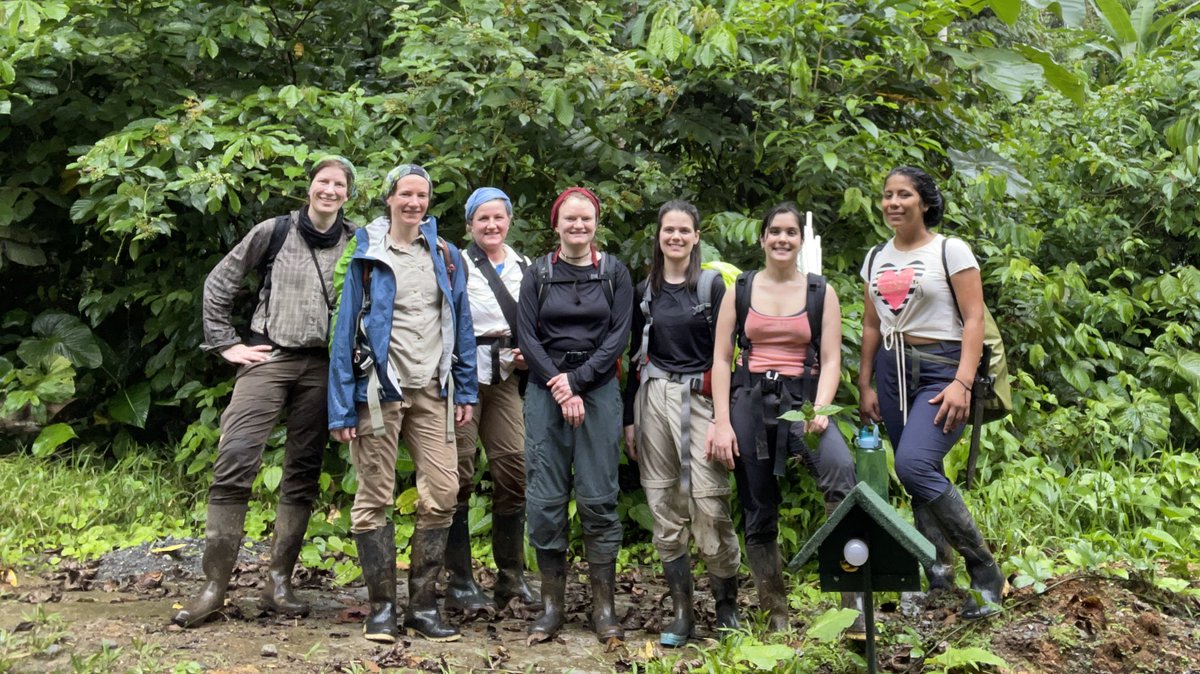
xmin=2 ymin=542 xmax=1198 ymax=673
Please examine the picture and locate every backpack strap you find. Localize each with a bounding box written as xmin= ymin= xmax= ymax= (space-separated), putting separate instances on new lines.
xmin=467 ymin=242 xmax=521 ymax=340
xmin=634 ymin=279 xmax=653 ymax=372
xmin=803 ymin=272 xmax=826 ymax=376
xmin=256 ymin=213 xmax=293 ymax=295
xmin=436 ymin=236 xmax=457 ymax=276
xmin=941 ymin=236 xmax=960 ymax=318
xmin=696 ymin=268 xmax=720 ymax=328
xmin=733 ymin=270 xmax=756 ymax=372
xmin=534 ymin=252 xmax=615 ymax=310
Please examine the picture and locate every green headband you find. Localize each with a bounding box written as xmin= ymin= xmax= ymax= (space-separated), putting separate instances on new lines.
xmin=310 ymin=154 xmax=357 ymax=198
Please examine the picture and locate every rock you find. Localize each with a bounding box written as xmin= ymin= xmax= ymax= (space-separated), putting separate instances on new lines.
xmin=260 ymin=644 xmax=278 ymax=658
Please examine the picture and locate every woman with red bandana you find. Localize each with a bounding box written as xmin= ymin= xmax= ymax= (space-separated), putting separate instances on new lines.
xmin=516 ymin=187 xmax=633 ymax=644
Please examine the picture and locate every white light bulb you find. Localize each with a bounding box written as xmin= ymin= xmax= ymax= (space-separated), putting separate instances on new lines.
xmin=843 ymin=538 xmax=869 ymax=567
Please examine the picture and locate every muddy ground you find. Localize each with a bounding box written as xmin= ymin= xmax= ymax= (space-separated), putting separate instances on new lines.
xmin=1 ymin=541 xmax=1198 ymax=673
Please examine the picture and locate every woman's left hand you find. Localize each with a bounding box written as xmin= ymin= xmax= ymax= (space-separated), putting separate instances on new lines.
xmin=512 ymin=348 xmax=528 ymax=370
xmin=929 ymin=379 xmax=971 ymax=433
xmin=805 ymin=414 xmax=829 ymax=435
xmin=455 ymin=404 xmax=474 ymax=427
xmin=547 ymin=373 xmax=574 ymax=404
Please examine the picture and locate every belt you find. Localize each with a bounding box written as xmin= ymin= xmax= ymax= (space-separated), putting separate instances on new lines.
xmin=477 ymin=335 xmax=513 ymax=385
xmin=548 ymin=348 xmax=593 ymax=372
xmin=643 ymin=362 xmax=705 ymax=494
xmin=741 ymin=369 xmax=816 ymax=478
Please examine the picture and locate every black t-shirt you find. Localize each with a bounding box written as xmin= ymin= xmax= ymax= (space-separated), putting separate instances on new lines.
xmin=516 ymin=255 xmax=634 ymax=394
xmin=622 ymin=274 xmax=725 ymax=424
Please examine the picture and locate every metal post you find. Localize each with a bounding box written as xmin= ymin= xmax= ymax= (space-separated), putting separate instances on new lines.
xmin=863 ymin=558 xmax=877 ymax=674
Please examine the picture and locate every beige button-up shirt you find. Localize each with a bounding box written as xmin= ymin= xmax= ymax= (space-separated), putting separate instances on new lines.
xmin=383 ymin=233 xmax=442 ymax=389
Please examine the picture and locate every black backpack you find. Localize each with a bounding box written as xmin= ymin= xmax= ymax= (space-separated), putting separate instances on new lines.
xmin=531 ymin=252 xmax=615 ymax=310
xmin=632 ymin=268 xmax=721 ymax=372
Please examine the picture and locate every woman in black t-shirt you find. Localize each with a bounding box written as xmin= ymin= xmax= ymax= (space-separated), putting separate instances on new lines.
xmin=622 ymin=200 xmax=741 ymax=646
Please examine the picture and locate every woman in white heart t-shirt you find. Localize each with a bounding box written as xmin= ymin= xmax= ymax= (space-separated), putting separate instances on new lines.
xmin=857 ymin=166 xmax=1007 ymax=621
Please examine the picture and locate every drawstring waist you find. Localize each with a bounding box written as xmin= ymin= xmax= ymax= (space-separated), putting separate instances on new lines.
xmin=881 ymin=330 xmax=960 ymax=424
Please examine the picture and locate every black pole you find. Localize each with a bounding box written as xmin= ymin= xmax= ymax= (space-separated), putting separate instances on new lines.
xmin=863 ymin=558 xmax=877 ymax=674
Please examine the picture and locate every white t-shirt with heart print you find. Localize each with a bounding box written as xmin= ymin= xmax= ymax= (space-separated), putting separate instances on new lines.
xmin=859 ymin=234 xmax=979 ymax=343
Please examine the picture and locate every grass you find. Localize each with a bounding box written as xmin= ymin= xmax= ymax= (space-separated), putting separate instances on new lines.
xmin=0 ymin=451 xmax=198 ymax=567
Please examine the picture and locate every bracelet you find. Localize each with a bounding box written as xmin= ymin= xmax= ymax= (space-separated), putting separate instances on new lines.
xmin=955 ymin=377 xmax=972 ymax=392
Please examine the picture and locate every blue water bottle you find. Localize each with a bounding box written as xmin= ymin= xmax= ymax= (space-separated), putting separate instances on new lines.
xmin=855 ymin=423 xmax=888 ymax=498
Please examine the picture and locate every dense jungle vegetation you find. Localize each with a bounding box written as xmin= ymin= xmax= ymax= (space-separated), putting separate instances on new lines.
xmin=1 ymin=1 xmax=1198 ymax=664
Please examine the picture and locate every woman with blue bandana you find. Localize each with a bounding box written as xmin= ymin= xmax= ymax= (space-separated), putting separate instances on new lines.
xmin=444 ymin=187 xmax=538 ymax=618
xmin=328 ymin=164 xmax=478 ymax=643
xmin=176 ymin=155 xmax=357 ymax=628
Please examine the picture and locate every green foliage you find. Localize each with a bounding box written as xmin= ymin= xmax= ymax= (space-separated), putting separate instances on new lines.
xmin=0 ymin=451 xmax=194 ymax=565
xmin=926 ymin=645 xmax=1009 ymax=673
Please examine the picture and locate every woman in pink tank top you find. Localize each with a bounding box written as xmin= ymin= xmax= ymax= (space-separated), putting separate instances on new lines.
xmin=707 ymin=202 xmax=863 ymax=636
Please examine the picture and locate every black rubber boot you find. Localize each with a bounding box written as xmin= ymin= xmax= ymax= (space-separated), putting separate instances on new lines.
xmin=841 ymin=592 xmax=867 ymax=640
xmin=260 ymin=503 xmax=311 ymax=616
xmin=589 ymin=560 xmax=624 ymax=642
xmin=355 ymin=523 xmax=398 ymax=643
xmin=709 ymin=573 xmax=740 ymax=632
xmin=913 ymin=499 xmax=956 ymax=591
xmin=443 ymin=507 xmax=497 ymax=617
xmin=926 ymin=487 xmax=1007 ymax=620
xmin=173 ymin=503 xmax=248 ymax=627
xmin=660 ymin=554 xmax=694 ymax=647
xmin=404 ymin=527 xmax=461 ymax=641
xmin=527 ymin=549 xmax=567 ymax=643
xmin=745 ymin=541 xmax=789 ymax=632
xmin=492 ymin=512 xmax=538 ymax=607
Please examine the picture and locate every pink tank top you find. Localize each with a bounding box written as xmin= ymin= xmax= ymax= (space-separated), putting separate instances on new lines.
xmin=745 ymin=308 xmax=815 ymax=376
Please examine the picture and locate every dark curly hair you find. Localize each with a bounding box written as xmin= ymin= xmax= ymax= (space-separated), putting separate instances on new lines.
xmin=886 ymin=166 xmax=944 ymax=228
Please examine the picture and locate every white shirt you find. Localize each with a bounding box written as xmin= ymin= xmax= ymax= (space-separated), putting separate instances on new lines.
xmin=860 ymin=234 xmax=979 ymax=343
xmin=463 ymin=243 xmax=529 ymax=384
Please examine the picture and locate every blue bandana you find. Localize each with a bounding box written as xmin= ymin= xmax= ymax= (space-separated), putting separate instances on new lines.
xmin=465 ymin=187 xmax=512 ymax=223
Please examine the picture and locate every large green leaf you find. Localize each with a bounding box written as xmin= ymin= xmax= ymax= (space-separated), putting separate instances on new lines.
xmin=926 ymin=646 xmax=1009 ymax=670
xmin=986 ymin=0 xmax=1022 ymax=24
xmin=1092 ymin=0 xmax=1137 ymax=44
xmin=16 ymin=312 xmax=102 ymax=369
xmin=1028 ymin=0 xmax=1087 ymax=27
xmin=107 ymin=382 xmax=151 ymax=429
xmin=1015 ymin=45 xmax=1086 ymax=105
xmin=805 ymin=608 xmax=861 ymax=643
xmin=734 ymin=644 xmax=795 ymax=670
xmin=32 ymin=423 xmax=76 ymax=458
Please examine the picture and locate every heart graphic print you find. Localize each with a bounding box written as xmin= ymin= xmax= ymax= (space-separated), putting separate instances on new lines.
xmin=874 ymin=260 xmax=925 ymax=315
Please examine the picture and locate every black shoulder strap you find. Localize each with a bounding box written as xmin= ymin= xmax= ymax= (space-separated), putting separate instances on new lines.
xmin=866 ymin=242 xmax=885 ymax=282
xmin=804 ymin=272 xmax=827 ymax=372
xmin=599 ymin=253 xmax=614 ymax=307
xmin=467 ymin=242 xmax=521 ymax=338
xmin=733 ymin=270 xmax=756 ymax=371
xmin=257 ymin=214 xmax=293 ymax=292
xmin=533 ymin=254 xmax=553 ymax=309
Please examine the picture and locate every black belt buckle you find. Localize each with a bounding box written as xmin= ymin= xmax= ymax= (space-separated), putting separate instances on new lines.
xmin=689 ymin=377 xmax=704 ymax=392
xmin=558 ymin=350 xmax=589 ymax=369
xmin=761 ymin=370 xmax=782 ymax=395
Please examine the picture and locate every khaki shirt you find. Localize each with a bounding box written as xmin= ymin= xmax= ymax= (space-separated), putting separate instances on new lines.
xmin=384 ymin=233 xmax=442 ymax=388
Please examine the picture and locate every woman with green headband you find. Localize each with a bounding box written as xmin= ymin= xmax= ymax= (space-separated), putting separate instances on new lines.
xmin=176 ymin=155 xmax=357 ymax=628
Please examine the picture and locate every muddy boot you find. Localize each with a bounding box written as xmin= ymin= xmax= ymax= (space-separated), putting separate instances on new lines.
xmin=841 ymin=592 xmax=867 ymax=640
xmin=926 ymin=487 xmax=1007 ymax=620
xmin=443 ymin=507 xmax=497 ymax=617
xmin=260 ymin=503 xmax=311 ymax=616
xmin=660 ymin=554 xmax=694 ymax=647
xmin=173 ymin=503 xmax=248 ymax=628
xmin=913 ymin=499 xmax=956 ymax=591
xmin=527 ymin=549 xmax=566 ymax=643
xmin=709 ymin=573 xmax=740 ymax=632
xmin=355 ymin=523 xmax=398 ymax=643
xmin=492 ymin=512 xmax=537 ymax=607
xmin=589 ymin=560 xmax=624 ymax=642
xmin=745 ymin=541 xmax=789 ymax=632
xmin=404 ymin=527 xmax=461 ymax=642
